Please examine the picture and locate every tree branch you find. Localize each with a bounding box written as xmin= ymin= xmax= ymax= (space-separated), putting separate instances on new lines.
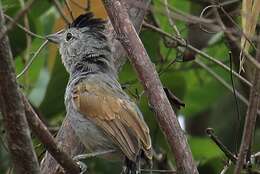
xmin=234 ymin=35 xmax=260 ymax=174
xmin=51 ymin=0 xmax=71 ymax=25
xmin=102 ymin=0 xmax=198 ymax=173
xmin=40 ymin=1 xmax=151 ymax=173
xmin=22 ymin=94 xmax=81 ymax=174
xmin=0 ymin=0 xmax=35 ymax=40
xmin=4 ymin=14 xmax=45 ymax=40
xmin=0 ymin=7 xmax=40 ymax=174
xmin=142 ymin=22 xmax=252 ymax=88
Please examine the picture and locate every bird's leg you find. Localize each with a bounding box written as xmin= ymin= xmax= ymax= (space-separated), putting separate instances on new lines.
xmin=149 ymin=159 xmax=153 ymax=174
xmin=121 ymin=158 xmax=131 ymax=174
xmin=73 ymin=149 xmax=116 ymax=161
xmin=73 ymin=149 xmax=116 ymax=174
xmin=121 ymin=165 xmax=128 ymax=174
xmin=76 ymin=160 xmax=87 ymax=174
xmin=136 ymin=154 xmax=141 ymax=174
xmin=137 ymin=159 xmax=141 ymax=174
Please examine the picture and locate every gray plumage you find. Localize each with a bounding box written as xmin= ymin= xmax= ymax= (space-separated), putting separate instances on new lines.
xmin=47 ymin=12 xmax=152 ymax=173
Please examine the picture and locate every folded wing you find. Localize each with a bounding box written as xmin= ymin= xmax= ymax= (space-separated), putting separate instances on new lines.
xmin=72 ymin=81 xmax=152 ymax=161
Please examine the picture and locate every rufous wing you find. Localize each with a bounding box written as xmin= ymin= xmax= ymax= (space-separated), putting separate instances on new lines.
xmin=72 ymin=81 xmax=152 ymax=161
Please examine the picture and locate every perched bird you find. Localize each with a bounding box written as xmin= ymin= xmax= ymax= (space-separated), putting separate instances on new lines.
xmin=47 ymin=12 xmax=152 ymax=173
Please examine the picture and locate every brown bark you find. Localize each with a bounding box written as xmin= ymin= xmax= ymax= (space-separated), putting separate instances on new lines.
xmin=22 ymin=95 xmax=81 ymax=174
xmin=40 ymin=1 xmax=150 ymax=173
xmin=0 ymin=7 xmax=40 ymax=174
xmin=102 ymin=1 xmax=198 ymax=174
xmin=234 ymin=35 xmax=260 ymax=174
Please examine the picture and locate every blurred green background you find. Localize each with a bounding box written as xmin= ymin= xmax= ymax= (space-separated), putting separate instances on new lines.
xmin=0 ymin=0 xmax=259 ymax=173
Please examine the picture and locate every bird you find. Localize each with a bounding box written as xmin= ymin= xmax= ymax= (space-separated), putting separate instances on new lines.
xmin=46 ymin=12 xmax=152 ymax=174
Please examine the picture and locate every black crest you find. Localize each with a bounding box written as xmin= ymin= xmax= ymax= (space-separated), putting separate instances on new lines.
xmin=70 ymin=12 xmax=106 ymax=29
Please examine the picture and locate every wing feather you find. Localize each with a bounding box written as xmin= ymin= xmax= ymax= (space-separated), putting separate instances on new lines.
xmin=72 ymin=81 xmax=152 ymax=160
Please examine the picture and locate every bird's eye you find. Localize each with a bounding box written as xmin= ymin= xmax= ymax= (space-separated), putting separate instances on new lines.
xmin=66 ymin=32 xmax=73 ymax=41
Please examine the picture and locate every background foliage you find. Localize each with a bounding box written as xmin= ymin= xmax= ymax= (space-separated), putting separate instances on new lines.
xmin=0 ymin=0 xmax=259 ymax=173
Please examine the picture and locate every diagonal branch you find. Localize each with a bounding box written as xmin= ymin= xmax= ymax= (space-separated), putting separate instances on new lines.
xmin=102 ymin=0 xmax=198 ymax=173
xmin=51 ymin=0 xmax=71 ymax=25
xmin=0 ymin=7 xmax=40 ymax=174
xmin=142 ymin=22 xmax=252 ymax=88
xmin=4 ymin=14 xmax=45 ymax=40
xmin=22 ymin=94 xmax=81 ymax=174
xmin=0 ymin=0 xmax=35 ymax=40
xmin=234 ymin=35 xmax=260 ymax=174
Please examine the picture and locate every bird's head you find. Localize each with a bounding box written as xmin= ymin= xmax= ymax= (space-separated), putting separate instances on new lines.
xmin=46 ymin=12 xmax=115 ymax=75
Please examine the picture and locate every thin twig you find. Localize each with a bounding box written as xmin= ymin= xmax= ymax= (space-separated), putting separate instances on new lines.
xmin=158 ymin=59 xmax=177 ymax=76
xmin=143 ymin=22 xmax=253 ymax=87
xmin=220 ymin=160 xmax=231 ymax=174
xmin=228 ymin=51 xmax=241 ymax=154
xmin=22 ymin=94 xmax=81 ymax=174
xmin=163 ymin=0 xmax=181 ymax=38
xmin=51 ymin=0 xmax=71 ymax=25
xmin=70 ymin=0 xmax=88 ymax=11
xmin=0 ymin=0 xmax=35 ymax=40
xmin=206 ymin=128 xmax=237 ymax=163
xmin=4 ymin=14 xmax=45 ymax=40
xmin=205 ymin=2 xmax=260 ymax=71
xmin=199 ymin=5 xmax=218 ymax=34
xmin=141 ymin=169 xmax=176 ymax=173
xmin=216 ymin=3 xmax=260 ymax=72
xmin=155 ymin=2 xmax=215 ymax=26
xmin=234 ymin=34 xmax=260 ymax=174
xmin=73 ymin=149 xmax=116 ymax=161
xmin=199 ymin=2 xmax=250 ymax=37
xmin=16 ymin=40 xmax=48 ymax=79
xmin=65 ymin=0 xmax=74 ymax=21
xmin=19 ymin=0 xmax=32 ymax=86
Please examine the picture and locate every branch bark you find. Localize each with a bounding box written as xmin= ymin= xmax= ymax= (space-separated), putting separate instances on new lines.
xmin=234 ymin=35 xmax=260 ymax=174
xmin=40 ymin=1 xmax=151 ymax=173
xmin=22 ymin=94 xmax=81 ymax=174
xmin=0 ymin=7 xmax=40 ymax=174
xmin=102 ymin=1 xmax=198 ymax=174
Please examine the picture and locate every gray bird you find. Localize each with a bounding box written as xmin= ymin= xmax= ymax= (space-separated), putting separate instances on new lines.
xmin=47 ymin=12 xmax=152 ymax=173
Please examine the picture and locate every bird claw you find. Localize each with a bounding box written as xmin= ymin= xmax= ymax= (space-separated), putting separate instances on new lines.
xmin=76 ymin=160 xmax=88 ymax=174
xmin=73 ymin=155 xmax=88 ymax=174
xmin=120 ymin=165 xmax=127 ymax=174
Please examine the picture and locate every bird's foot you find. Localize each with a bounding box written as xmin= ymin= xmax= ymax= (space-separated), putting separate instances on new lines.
xmin=75 ymin=160 xmax=87 ymax=174
xmin=73 ymin=150 xmax=116 ymax=174
xmin=73 ymin=149 xmax=116 ymax=161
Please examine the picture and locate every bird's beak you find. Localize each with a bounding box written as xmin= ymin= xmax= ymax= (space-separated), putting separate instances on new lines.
xmin=46 ymin=30 xmax=64 ymax=44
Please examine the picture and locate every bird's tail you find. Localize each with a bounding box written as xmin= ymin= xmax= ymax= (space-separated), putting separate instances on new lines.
xmin=122 ymin=151 xmax=153 ymax=174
